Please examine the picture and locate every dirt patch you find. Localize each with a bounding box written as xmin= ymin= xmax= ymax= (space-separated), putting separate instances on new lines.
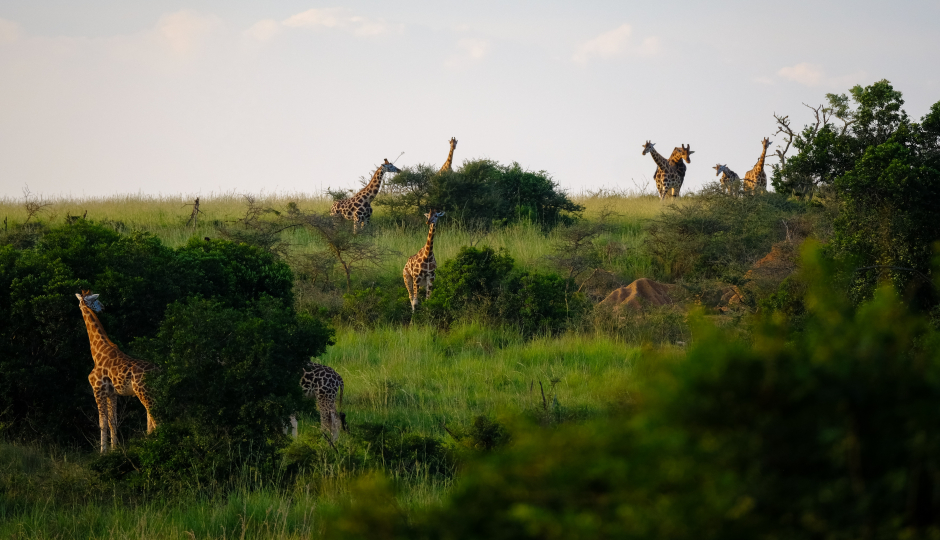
xmin=600 ymin=278 xmax=676 ymax=312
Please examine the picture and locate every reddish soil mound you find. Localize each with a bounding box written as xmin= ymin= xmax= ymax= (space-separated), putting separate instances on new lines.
xmin=744 ymin=242 xmax=797 ymax=281
xmin=600 ymin=278 xmax=675 ymax=312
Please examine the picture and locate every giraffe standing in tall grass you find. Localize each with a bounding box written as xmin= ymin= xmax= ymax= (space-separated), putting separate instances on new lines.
xmin=404 ymin=210 xmax=445 ymax=311
xmin=330 ymin=159 xmax=401 ymax=232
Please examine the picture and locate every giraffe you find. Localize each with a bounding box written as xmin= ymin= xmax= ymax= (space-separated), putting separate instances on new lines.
xmin=743 ymin=137 xmax=772 ymax=194
xmin=288 ymin=362 xmax=346 ymax=441
xmin=643 ymin=142 xmax=693 ymax=200
xmin=439 ymin=137 xmax=458 ymax=174
xmin=75 ymin=290 xmax=158 ymax=453
xmin=403 ymin=210 xmax=445 ymax=312
xmin=714 ymin=164 xmax=741 ymax=194
xmin=330 ymin=159 xmax=401 ymax=232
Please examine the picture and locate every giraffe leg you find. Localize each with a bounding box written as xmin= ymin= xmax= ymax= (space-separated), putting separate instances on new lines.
xmin=107 ymin=394 xmax=119 ymax=449
xmin=94 ymin=392 xmax=109 ymax=453
xmin=425 ymin=273 xmax=435 ymax=300
xmin=133 ymin=379 xmax=157 ymax=434
xmin=403 ymin=269 xmax=416 ymax=312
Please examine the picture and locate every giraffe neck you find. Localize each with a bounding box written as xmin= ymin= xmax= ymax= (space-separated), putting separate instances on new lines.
xmin=440 ymin=145 xmax=456 ymax=173
xmin=80 ymin=305 xmax=118 ymax=364
xmin=422 ymin=223 xmax=436 ymax=258
xmin=754 ymin=145 xmax=769 ymax=172
xmin=355 ymin=165 xmax=386 ymax=204
xmin=667 ymin=148 xmax=685 ymax=166
xmin=648 ymin=147 xmax=669 ymax=169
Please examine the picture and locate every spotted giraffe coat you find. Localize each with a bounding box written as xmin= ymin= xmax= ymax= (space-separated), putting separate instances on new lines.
xmin=298 ymin=362 xmax=345 ymax=441
xmin=714 ymin=164 xmax=740 ymax=194
xmin=743 ymin=137 xmax=772 ymax=194
xmin=76 ymin=290 xmax=158 ymax=453
xmin=439 ymin=137 xmax=458 ymax=174
xmin=330 ymin=159 xmax=400 ymax=231
xmin=404 ymin=210 xmax=444 ymax=311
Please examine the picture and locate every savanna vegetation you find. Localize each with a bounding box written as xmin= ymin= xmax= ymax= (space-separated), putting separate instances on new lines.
xmin=1 ymin=80 xmax=939 ymax=539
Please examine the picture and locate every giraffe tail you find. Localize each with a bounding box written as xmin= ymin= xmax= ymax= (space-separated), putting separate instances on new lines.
xmin=338 ymin=382 xmax=344 ymax=410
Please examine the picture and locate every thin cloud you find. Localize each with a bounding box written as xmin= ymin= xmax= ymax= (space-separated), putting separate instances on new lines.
xmin=0 ymin=17 xmax=19 ymax=43
xmin=777 ymin=62 xmax=825 ymax=86
xmin=156 ymin=10 xmax=222 ymax=54
xmin=573 ymin=24 xmax=660 ymax=63
xmin=777 ymin=63 xmax=867 ymax=89
xmin=244 ymin=19 xmax=280 ymax=42
xmin=282 ymin=8 xmax=395 ymax=37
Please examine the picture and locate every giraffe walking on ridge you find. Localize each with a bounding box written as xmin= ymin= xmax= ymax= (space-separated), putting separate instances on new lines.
xmin=289 ymin=362 xmax=345 ymax=441
xmin=330 ymin=159 xmax=401 ymax=232
xmin=404 ymin=210 xmax=445 ymax=312
xmin=714 ymin=164 xmax=741 ymax=194
xmin=75 ymin=290 xmax=158 ymax=453
xmin=743 ymin=137 xmax=772 ymax=194
xmin=643 ymin=141 xmax=693 ymax=200
xmin=439 ymin=137 xmax=458 ymax=174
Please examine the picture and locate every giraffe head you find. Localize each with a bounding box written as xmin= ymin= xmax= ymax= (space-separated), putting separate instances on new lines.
xmin=425 ymin=209 xmax=445 ymax=225
xmin=678 ymin=144 xmax=694 ymax=163
xmin=641 ymin=141 xmax=656 ymax=155
xmin=449 ymin=137 xmax=458 ymax=149
xmin=761 ymin=137 xmax=773 ymax=150
xmin=381 ymin=159 xmax=401 ymax=174
xmin=75 ymin=290 xmax=104 ymax=312
xmin=714 ymin=164 xmax=729 ymax=177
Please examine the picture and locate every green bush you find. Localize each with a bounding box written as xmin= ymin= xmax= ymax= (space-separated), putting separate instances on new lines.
xmin=644 ymin=186 xmax=810 ymax=283
xmin=132 ymin=296 xmax=334 ymax=453
xmin=0 ymin=221 xmax=303 ymax=446
xmin=424 ymin=245 xmax=584 ymax=335
xmin=327 ymin=245 xmax=940 ymax=538
xmin=377 ymin=159 xmax=583 ymax=228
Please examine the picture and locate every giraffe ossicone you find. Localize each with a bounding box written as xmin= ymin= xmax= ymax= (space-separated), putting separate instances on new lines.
xmin=404 ymin=210 xmax=445 ymax=312
xmin=330 ymin=158 xmax=401 ymax=232
xmin=76 ymin=290 xmax=158 ymax=453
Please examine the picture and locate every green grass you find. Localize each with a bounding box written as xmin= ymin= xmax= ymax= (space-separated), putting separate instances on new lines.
xmin=0 ymin=326 xmax=651 ymax=539
xmin=0 ymin=190 xmax=682 ymax=538
xmin=0 ymin=191 xmax=675 ymax=293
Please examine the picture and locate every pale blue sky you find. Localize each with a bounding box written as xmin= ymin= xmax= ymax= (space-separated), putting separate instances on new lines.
xmin=1 ymin=1 xmax=938 ymax=198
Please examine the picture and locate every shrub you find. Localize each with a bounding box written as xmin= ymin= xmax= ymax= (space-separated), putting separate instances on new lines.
xmin=377 ymin=159 xmax=583 ymax=229
xmin=132 ymin=296 xmax=334 ymax=454
xmin=424 ymin=245 xmax=583 ymax=335
xmin=644 ymin=186 xmax=811 ymax=283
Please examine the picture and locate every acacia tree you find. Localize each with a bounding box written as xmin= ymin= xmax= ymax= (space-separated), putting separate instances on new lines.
xmin=773 ymin=80 xmax=940 ymax=304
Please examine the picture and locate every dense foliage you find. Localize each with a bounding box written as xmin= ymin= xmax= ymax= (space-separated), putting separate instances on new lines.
xmin=377 ymin=159 xmax=583 ymax=228
xmin=644 ymin=186 xmax=815 ymax=283
xmin=424 ymin=245 xmax=585 ymax=336
xmin=773 ymin=80 xmax=940 ymax=303
xmin=133 ymin=296 xmax=333 ymax=447
xmin=0 ymin=220 xmax=321 ymax=448
xmin=328 ymin=247 xmax=940 ymax=539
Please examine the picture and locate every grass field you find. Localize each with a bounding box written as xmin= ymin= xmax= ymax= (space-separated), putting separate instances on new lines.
xmin=0 ymin=190 xmax=685 ymax=538
xmin=0 ymin=325 xmax=656 ymax=539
